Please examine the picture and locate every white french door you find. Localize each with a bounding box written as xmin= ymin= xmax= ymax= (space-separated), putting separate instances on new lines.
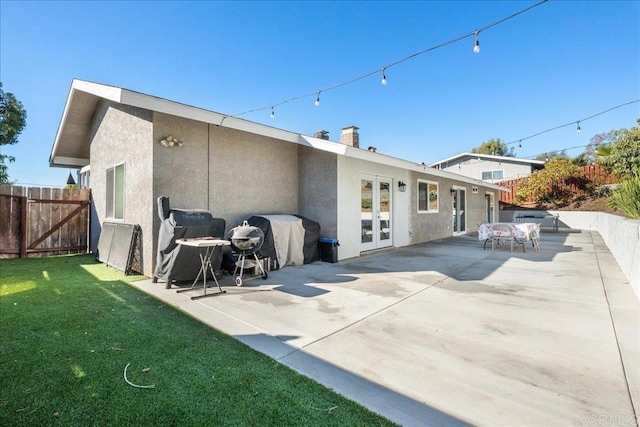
xmin=485 ymin=193 xmax=495 ymax=223
xmin=452 ymin=187 xmax=466 ymax=235
xmin=360 ymin=175 xmax=392 ymax=251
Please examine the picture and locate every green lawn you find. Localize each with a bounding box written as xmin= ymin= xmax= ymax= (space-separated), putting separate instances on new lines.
xmin=0 ymin=255 xmax=396 ymax=426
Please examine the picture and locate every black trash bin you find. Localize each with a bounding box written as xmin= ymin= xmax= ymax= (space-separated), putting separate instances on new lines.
xmin=319 ymin=237 xmax=339 ymax=263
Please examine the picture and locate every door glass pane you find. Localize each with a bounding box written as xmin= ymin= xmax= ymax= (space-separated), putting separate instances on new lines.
xmin=361 ymin=180 xmax=373 ymax=243
xmin=486 ymin=194 xmax=494 ymax=223
xmin=459 ymin=190 xmax=466 ymax=232
xmin=379 ymin=181 xmax=390 ymax=241
xmin=452 ymin=191 xmax=457 ymax=233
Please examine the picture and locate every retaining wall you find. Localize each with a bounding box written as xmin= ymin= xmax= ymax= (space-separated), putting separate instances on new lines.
xmin=500 ymin=210 xmax=640 ymax=300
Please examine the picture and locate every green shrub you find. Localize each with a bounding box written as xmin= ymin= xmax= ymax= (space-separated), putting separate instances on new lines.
xmin=515 ymin=159 xmax=581 ymax=204
xmin=608 ymin=172 xmax=640 ymax=219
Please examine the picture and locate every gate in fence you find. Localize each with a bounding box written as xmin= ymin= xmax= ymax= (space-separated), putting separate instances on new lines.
xmin=0 ymin=185 xmax=91 ymax=258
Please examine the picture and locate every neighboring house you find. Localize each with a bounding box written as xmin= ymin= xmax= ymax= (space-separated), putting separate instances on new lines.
xmin=429 ymin=152 xmax=545 ymax=183
xmin=49 ymin=79 xmax=505 ymax=278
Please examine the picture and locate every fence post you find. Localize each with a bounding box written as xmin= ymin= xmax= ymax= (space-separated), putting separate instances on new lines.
xmin=20 ymin=196 xmax=27 ymax=258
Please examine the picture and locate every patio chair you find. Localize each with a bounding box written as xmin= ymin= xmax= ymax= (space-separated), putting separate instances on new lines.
xmin=531 ymin=223 xmax=541 ymax=251
xmin=491 ymin=224 xmax=515 ymax=252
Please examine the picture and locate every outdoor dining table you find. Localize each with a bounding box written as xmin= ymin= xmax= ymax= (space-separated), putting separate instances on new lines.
xmin=175 ymin=238 xmax=230 ymax=300
xmin=478 ymin=222 xmax=540 ymax=251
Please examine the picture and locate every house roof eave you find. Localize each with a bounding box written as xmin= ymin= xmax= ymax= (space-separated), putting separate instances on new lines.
xmin=429 ymin=152 xmax=545 ymax=167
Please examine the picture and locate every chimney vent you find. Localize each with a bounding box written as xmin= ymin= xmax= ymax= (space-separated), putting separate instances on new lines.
xmin=340 ymin=126 xmax=359 ymax=148
xmin=314 ymin=130 xmax=329 ymax=140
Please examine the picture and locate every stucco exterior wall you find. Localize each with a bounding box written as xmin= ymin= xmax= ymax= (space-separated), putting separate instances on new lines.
xmin=207 ymin=125 xmax=299 ymax=231
xmin=89 ymin=101 xmax=154 ymax=274
xmin=409 ymin=173 xmax=498 ymax=244
xmin=152 ymin=113 xmax=210 ymax=210
xmin=298 ymin=146 xmax=338 ymax=238
xmin=336 ymin=155 xmax=411 ymax=260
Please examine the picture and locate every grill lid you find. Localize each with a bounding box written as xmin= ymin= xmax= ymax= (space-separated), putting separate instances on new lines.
xmin=228 ymin=220 xmax=265 ymax=254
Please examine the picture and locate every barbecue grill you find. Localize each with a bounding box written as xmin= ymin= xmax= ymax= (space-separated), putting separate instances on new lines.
xmin=153 ymin=196 xmax=225 ymax=288
xmin=228 ymin=220 xmax=268 ymax=286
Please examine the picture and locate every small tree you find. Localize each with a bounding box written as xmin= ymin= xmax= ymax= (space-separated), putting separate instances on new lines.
xmin=605 ymin=119 xmax=640 ymax=179
xmin=533 ymin=150 xmax=568 ymax=162
xmin=586 ymin=130 xmax=618 ymax=165
xmin=471 ymin=138 xmax=515 ymax=157
xmin=0 ymin=82 xmax=27 ymax=184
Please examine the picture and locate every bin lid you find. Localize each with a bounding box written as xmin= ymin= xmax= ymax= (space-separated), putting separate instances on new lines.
xmin=319 ymin=237 xmax=339 ymax=244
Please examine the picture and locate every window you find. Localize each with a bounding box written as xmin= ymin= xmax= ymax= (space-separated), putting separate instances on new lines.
xmin=106 ymin=163 xmax=125 ymax=220
xmin=418 ymin=180 xmax=438 ymax=213
xmin=481 ymin=170 xmax=504 ymax=181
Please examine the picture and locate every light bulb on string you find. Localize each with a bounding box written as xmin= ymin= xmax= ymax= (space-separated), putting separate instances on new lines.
xmin=473 ymin=31 xmax=480 ymax=53
xmin=576 ymin=121 xmax=581 ymax=133
xmin=270 ymin=107 xmax=275 ymax=119
xmin=315 ymin=91 xmax=320 ymax=107
xmin=381 ymin=68 xmax=387 ymax=85
xmin=518 ymin=140 xmax=522 ymax=150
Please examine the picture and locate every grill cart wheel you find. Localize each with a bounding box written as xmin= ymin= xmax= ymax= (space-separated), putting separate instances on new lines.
xmin=235 ymin=276 xmax=243 ymax=287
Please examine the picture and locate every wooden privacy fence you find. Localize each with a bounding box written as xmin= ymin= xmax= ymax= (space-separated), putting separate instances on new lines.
xmin=498 ymin=164 xmax=616 ymax=204
xmin=0 ymin=185 xmax=91 ymax=258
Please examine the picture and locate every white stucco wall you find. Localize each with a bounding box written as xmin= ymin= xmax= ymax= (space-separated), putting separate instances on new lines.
xmin=550 ymin=211 xmax=639 ymax=300
xmin=336 ymin=156 xmax=411 ymax=260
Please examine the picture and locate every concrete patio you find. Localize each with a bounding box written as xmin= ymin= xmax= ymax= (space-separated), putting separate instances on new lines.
xmin=131 ymin=230 xmax=639 ymax=426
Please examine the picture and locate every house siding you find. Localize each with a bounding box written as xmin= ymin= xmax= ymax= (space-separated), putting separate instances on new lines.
xmin=298 ymin=145 xmax=338 ymax=238
xmin=207 ymin=124 xmax=299 ymax=231
xmin=336 ymin=155 xmax=411 ymax=260
xmin=440 ymin=157 xmax=535 ymax=182
xmin=90 ymin=100 xmax=154 ymax=275
xmin=410 ymin=171 xmax=499 ymax=243
xmin=82 ymin=86 xmax=501 ymax=278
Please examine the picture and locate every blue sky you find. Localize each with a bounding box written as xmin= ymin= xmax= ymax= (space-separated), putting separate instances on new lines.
xmin=1 ymin=0 xmax=638 ymax=187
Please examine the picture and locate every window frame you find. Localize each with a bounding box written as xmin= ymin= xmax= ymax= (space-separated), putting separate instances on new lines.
xmin=106 ymin=163 xmax=125 ymax=220
xmin=481 ymin=169 xmax=504 ymax=181
xmin=417 ymin=179 xmax=439 ymax=213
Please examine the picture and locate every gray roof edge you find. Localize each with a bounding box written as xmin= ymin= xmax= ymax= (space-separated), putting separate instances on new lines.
xmin=51 ymin=79 xmax=304 ymax=167
xmin=298 ymin=136 xmax=506 ymax=192
xmin=429 ymin=152 xmax=545 ymax=167
xmin=118 ymin=86 xmax=301 ymax=143
xmin=50 ymin=79 xmax=123 ymax=167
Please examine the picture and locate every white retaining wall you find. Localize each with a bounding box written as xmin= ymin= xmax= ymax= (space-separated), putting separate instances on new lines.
xmin=501 ymin=210 xmax=639 ymax=300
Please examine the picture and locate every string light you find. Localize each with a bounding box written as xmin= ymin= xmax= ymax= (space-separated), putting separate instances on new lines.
xmin=315 ymin=91 xmax=320 ymax=107
xmin=270 ymin=107 xmax=275 ymax=119
xmin=518 ymin=140 xmax=522 ymax=150
xmin=381 ymin=68 xmax=387 ymax=86
xmin=504 ymin=99 xmax=640 ymax=148
xmin=233 ymin=0 xmax=548 ymax=117
xmin=473 ymin=31 xmax=481 ymax=53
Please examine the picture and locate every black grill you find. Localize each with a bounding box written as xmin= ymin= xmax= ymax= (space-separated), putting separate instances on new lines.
xmin=153 ymin=196 xmax=225 ymax=288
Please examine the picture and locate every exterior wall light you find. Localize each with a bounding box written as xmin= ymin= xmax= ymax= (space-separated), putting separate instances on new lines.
xmin=450 ymin=188 xmax=456 ymax=196
xmin=160 ymin=135 xmax=183 ymax=147
xmin=398 ymin=181 xmax=406 ymax=192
